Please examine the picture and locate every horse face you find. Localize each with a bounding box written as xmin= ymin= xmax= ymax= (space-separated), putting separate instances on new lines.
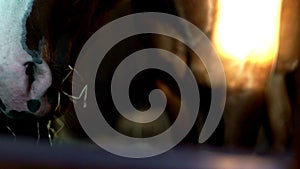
xmin=0 ymin=0 xmax=52 ymax=118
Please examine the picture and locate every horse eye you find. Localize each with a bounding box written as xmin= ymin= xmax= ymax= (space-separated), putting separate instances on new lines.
xmin=25 ymin=62 xmax=36 ymax=85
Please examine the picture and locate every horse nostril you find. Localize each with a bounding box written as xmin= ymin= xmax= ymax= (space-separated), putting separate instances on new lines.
xmin=27 ymin=99 xmax=41 ymax=113
xmin=24 ymin=62 xmax=36 ymax=85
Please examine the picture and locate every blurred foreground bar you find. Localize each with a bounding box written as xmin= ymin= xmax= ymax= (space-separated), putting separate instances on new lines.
xmin=0 ymin=137 xmax=292 ymax=169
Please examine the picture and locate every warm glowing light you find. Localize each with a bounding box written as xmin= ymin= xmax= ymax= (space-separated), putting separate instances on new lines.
xmin=212 ymin=0 xmax=283 ymax=64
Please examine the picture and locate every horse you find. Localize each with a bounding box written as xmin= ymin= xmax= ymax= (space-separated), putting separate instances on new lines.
xmin=0 ymin=0 xmax=119 ymax=142
xmin=0 ymin=0 xmax=299 ymax=154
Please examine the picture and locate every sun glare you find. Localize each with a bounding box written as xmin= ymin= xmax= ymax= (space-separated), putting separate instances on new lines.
xmin=212 ymin=0 xmax=283 ymax=64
